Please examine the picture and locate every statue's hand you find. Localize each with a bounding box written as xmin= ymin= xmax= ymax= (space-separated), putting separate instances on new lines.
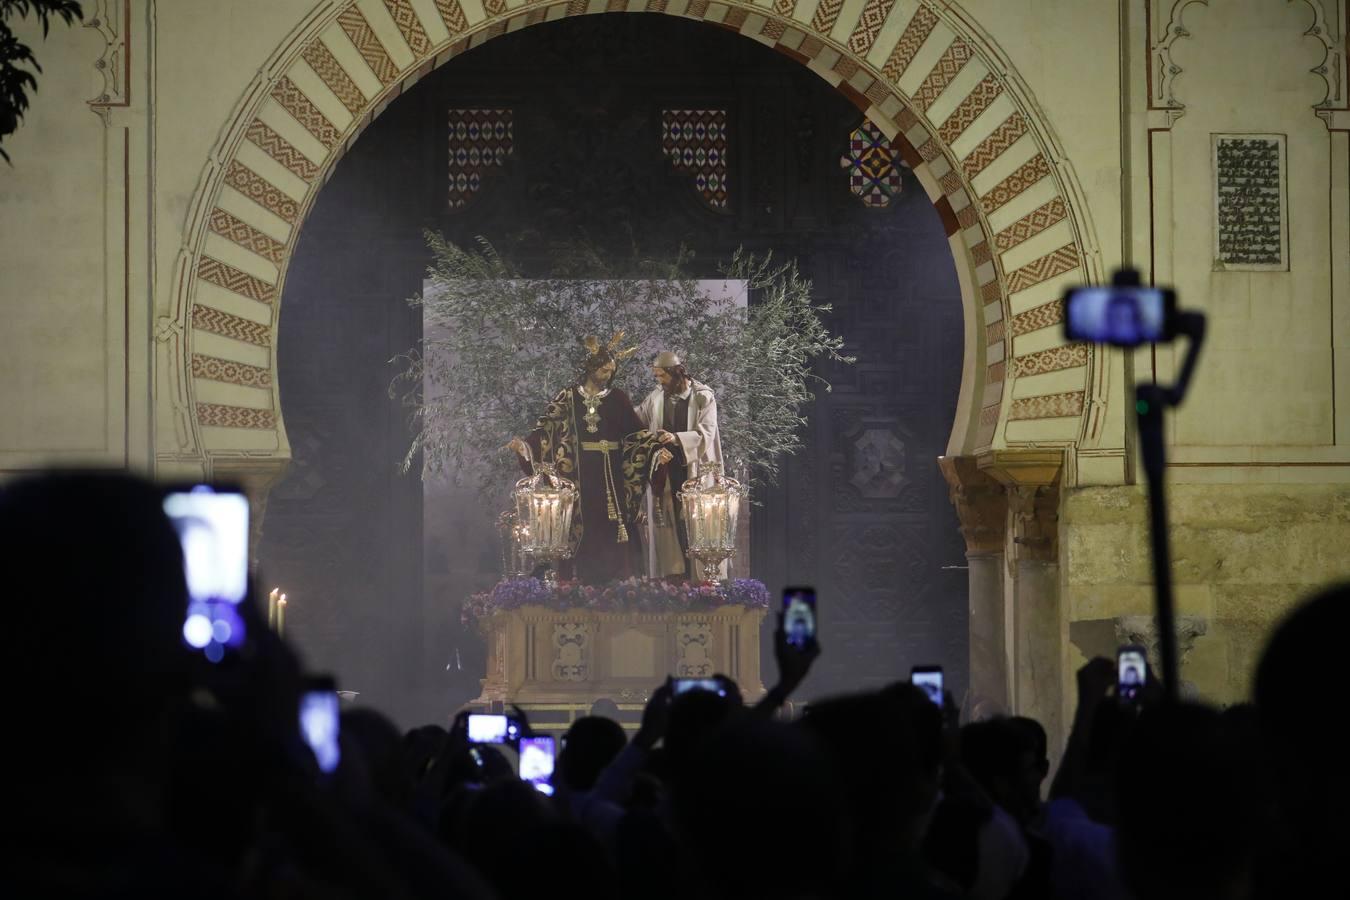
xmin=657 ymin=431 xmax=676 ymax=445
xmin=506 ymin=437 xmax=528 ymax=458
xmin=656 ymin=449 xmax=674 ymax=466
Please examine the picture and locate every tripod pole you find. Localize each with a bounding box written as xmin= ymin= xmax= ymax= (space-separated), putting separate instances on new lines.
xmin=1136 ymin=384 xmax=1180 ymax=703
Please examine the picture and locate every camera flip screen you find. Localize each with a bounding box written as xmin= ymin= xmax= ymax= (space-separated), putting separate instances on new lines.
xmin=1065 ymin=286 xmax=1169 ymax=346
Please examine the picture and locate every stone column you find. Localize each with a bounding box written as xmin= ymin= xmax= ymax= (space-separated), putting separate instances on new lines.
xmin=939 ymin=456 xmax=1009 ymax=717
xmin=978 ymin=451 xmax=1065 ymax=755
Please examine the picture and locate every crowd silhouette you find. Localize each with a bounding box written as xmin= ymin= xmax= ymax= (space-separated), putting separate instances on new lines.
xmin=3 ymin=470 xmax=1344 ymax=899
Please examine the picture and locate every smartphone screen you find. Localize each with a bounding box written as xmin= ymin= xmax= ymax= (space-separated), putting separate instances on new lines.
xmin=163 ymin=485 xmax=250 ymax=660
xmin=911 ymin=666 xmax=944 ymax=708
xmin=1118 ymin=646 xmax=1148 ymax=704
xmin=518 ymin=736 xmax=556 ymax=796
xmin=672 ymin=678 xmax=726 ymax=696
xmin=467 ymin=713 xmax=521 ymax=744
xmin=299 ymin=685 xmax=341 ymax=774
xmin=1064 ymin=285 xmax=1172 ymax=346
xmin=782 ymin=586 xmax=817 ymax=650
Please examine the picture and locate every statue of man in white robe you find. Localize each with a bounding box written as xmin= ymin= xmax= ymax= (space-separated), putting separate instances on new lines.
xmin=634 ymin=351 xmax=725 ymax=580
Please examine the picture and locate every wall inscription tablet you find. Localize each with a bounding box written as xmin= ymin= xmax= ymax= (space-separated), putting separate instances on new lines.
xmin=1212 ymin=134 xmax=1288 ymax=271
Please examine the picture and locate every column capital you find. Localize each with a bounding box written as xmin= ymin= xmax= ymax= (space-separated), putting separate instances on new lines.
xmin=938 ymin=455 xmax=1007 ymax=556
xmin=976 ymin=449 xmax=1064 ymax=567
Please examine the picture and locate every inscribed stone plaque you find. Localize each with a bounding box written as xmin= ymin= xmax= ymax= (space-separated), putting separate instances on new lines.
xmin=1212 ymin=134 xmax=1288 ymax=271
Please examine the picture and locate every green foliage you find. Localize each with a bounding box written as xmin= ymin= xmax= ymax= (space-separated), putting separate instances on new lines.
xmin=391 ymin=234 xmax=853 ymax=507
xmin=0 ymin=0 xmax=84 ymax=163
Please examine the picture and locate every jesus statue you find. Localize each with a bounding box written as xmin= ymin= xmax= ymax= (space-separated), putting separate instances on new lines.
xmin=508 ymin=334 xmax=672 ymax=585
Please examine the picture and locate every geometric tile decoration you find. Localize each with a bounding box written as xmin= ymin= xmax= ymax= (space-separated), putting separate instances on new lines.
xmin=840 ymin=118 xmax=903 ymax=208
xmin=271 ymin=76 xmax=340 ymax=149
xmin=1010 ymin=298 xmax=1065 ymax=337
xmin=881 ymin=5 xmax=939 ymax=82
xmin=337 ymin=6 xmax=398 ymax=85
xmin=980 ymin=404 xmax=1001 ymax=427
xmin=484 ymin=0 xmax=508 ymax=15
xmin=447 ymin=109 xmax=514 ymax=210
xmin=811 ymin=0 xmax=845 ymax=34
xmin=192 ymin=305 xmax=272 ymax=347
xmin=245 ymin=119 xmax=319 ymax=183
xmin=912 ymin=40 xmax=974 ymax=112
xmin=995 ymin=196 xmax=1067 ymax=252
xmin=382 ymin=0 xmax=431 ymax=56
xmin=192 ymin=353 xmax=274 ymax=388
xmin=1009 ymin=390 xmax=1084 ymax=420
xmin=760 ymin=17 xmax=788 ymax=40
xmin=987 ymin=360 xmax=1005 ymax=382
xmin=223 ymin=160 xmax=299 ymax=224
xmin=723 ymin=7 xmax=748 ymax=30
xmin=938 ymin=73 xmax=1002 ymax=145
xmin=962 ymin=112 xmax=1028 ymax=180
xmin=847 ymin=0 xmax=896 ymax=56
xmin=197 ymin=402 xmax=278 ymax=430
xmin=197 ymin=256 xmax=276 ymax=305
xmin=1011 ymin=343 xmax=1089 ymax=378
xmin=303 ymin=40 xmax=366 ymax=116
xmin=1005 ymin=243 xmax=1079 ymax=294
xmin=208 ymin=208 xmax=286 ymax=264
xmin=980 ymin=153 xmax=1051 ymax=215
xmin=661 ymin=109 xmax=729 ymax=209
xmin=433 ymin=0 xmax=469 ymax=34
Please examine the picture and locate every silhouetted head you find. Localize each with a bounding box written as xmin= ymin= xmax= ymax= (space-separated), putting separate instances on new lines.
xmin=803 ymin=685 xmax=944 ymax=857
xmin=1115 ymin=702 xmax=1254 ymax=900
xmin=1255 ymin=583 xmax=1350 ymax=878
xmin=589 ymin=697 xmax=622 ymax=721
xmin=558 ymin=715 xmax=627 ymax=792
xmin=0 ymin=471 xmax=191 ymax=753
xmin=456 ymin=779 xmax=561 ymax=886
xmin=664 ymin=686 xmax=741 ymax=783
xmin=960 ymin=718 xmax=1040 ymax=825
xmin=342 ymin=708 xmax=415 ymax=811
xmin=672 ymin=716 xmax=851 ymax=900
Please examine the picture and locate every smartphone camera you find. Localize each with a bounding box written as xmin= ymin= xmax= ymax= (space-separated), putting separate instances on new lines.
xmin=911 ymin=666 xmax=944 ymax=708
xmin=299 ymin=678 xmax=341 ymax=774
xmin=782 ymin=586 xmax=817 ymax=650
xmin=672 ymin=678 xmax=726 ymax=697
xmin=518 ymin=736 xmax=556 ymax=796
xmin=1064 ymin=282 xmax=1176 ymax=347
xmin=1117 ymin=646 xmax=1148 ymax=705
xmin=163 ymin=485 xmax=250 ymax=663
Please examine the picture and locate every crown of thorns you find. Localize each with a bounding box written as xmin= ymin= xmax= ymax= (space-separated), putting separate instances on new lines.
xmin=581 ymin=332 xmax=638 ymax=362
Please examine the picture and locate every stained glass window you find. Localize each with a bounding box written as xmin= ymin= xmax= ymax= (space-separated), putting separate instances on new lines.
xmin=661 ymin=109 xmax=729 ymax=209
xmin=448 ymin=109 xmax=514 ymax=210
xmin=840 ymin=119 xmax=903 ymax=208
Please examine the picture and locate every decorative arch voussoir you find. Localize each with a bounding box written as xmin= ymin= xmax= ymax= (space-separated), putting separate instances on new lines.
xmin=177 ymin=0 xmax=1102 ymax=468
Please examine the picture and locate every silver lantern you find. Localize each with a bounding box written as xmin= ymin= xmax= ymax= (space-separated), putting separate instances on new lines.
xmin=676 ymin=462 xmax=745 ymax=581
xmin=497 ymin=510 xmax=538 ymax=578
xmin=513 ymin=461 xmax=577 ymax=583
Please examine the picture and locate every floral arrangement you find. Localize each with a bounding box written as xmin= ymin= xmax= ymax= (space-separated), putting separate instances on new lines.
xmin=462 ymin=576 xmax=770 ymax=631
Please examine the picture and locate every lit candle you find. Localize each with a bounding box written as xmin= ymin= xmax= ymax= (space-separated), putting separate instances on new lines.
xmin=268 ymin=589 xmax=278 ymax=628
xmin=276 ymin=595 xmax=287 ymax=638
